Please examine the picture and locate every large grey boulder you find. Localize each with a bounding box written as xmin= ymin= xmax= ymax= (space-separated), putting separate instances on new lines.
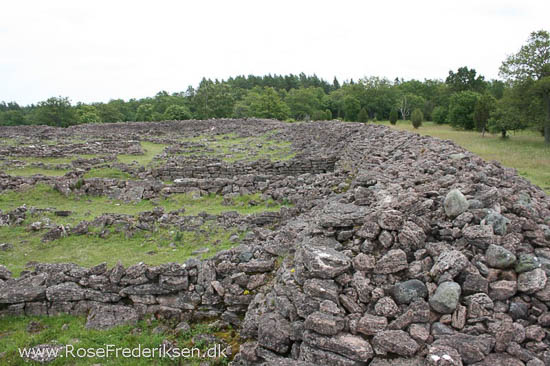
xmin=302 ymin=330 xmax=373 ymax=362
xmin=429 ymin=281 xmax=461 ymax=314
xmin=297 ymin=241 xmax=351 ymax=278
xmin=391 ymin=279 xmax=428 ymax=304
xmin=258 ymin=312 xmax=292 ymax=354
xmin=444 ymin=189 xmax=469 ymax=218
xmin=0 ymin=285 xmax=46 ymax=304
xmin=85 ymin=304 xmax=139 ymax=330
xmin=46 ymin=282 xmax=86 ymax=302
xmin=486 ymin=244 xmax=516 ymax=269
xmin=482 ymin=211 xmax=510 ymax=236
xmin=318 ymin=202 xmax=368 ymax=228
xmin=303 ymin=279 xmax=340 ymax=303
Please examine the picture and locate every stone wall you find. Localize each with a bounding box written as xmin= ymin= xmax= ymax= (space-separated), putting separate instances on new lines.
xmin=150 ymin=157 xmax=338 ymax=181
xmin=0 ymin=243 xmax=277 ymax=330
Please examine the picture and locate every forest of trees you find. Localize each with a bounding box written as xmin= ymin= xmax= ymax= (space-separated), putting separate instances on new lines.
xmin=1 ymin=30 xmax=549 ymax=143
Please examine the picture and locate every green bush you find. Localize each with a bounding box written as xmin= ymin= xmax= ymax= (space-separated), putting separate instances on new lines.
xmin=389 ymin=108 xmax=398 ymax=125
xmin=312 ymin=110 xmax=325 ymax=121
xmin=357 ymin=108 xmax=369 ymax=123
xmin=432 ymin=106 xmax=448 ymax=124
xmin=163 ymin=105 xmax=192 ymax=120
xmin=325 ymin=109 xmax=333 ymax=120
xmin=411 ymin=108 xmax=423 ymax=128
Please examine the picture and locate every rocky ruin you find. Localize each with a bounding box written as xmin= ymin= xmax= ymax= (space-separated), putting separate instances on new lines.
xmin=0 ymin=119 xmax=550 ymax=365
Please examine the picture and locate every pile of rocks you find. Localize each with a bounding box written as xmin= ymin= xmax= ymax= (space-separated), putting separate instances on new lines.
xmin=0 ymin=120 xmax=549 ymax=365
xmin=231 ymin=126 xmax=550 ymax=365
xmin=150 ymin=157 xmax=337 ymax=181
xmin=0 ymin=139 xmax=142 ymax=158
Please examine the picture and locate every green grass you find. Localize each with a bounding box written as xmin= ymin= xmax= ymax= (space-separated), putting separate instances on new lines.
xmin=0 ymin=184 xmax=290 ymax=275
xmin=0 ymin=184 xmax=288 ymax=226
xmin=117 ymin=142 xmax=167 ymax=166
xmin=376 ymin=120 xmax=550 ymax=193
xmin=165 ymin=192 xmax=285 ymax=216
xmin=83 ymin=168 xmax=134 ymax=180
xmin=0 ymin=138 xmax=19 ymax=146
xmin=0 ymin=315 xmax=236 ymax=365
xmin=9 ymin=154 xmax=102 ymax=165
xmin=2 ymin=154 xmax=107 ymax=177
xmin=0 ymin=222 xmax=241 ymax=276
xmin=2 ymin=167 xmax=69 ymax=177
xmin=179 ymin=132 xmax=294 ymax=162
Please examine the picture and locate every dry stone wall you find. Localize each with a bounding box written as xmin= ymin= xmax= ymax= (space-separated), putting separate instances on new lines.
xmin=1 ymin=119 xmax=550 ymax=365
xmin=150 ymin=157 xmax=337 ymax=181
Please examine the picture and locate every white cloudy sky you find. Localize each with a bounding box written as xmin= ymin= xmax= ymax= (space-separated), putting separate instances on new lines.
xmin=1 ymin=0 xmax=548 ymax=105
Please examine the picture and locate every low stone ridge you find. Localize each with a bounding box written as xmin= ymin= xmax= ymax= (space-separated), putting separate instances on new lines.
xmin=0 ymin=119 xmax=550 ymax=365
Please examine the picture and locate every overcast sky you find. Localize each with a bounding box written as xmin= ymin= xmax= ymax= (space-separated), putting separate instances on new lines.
xmin=1 ymin=0 xmax=549 ymax=105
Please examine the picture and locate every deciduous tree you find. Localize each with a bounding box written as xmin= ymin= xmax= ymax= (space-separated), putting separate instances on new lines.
xmin=500 ymin=30 xmax=550 ymax=143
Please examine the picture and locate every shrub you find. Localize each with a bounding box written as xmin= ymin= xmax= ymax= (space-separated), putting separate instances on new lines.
xmin=432 ymin=106 xmax=448 ymax=124
xmin=325 ymin=109 xmax=333 ymax=120
xmin=163 ymin=105 xmax=192 ymax=120
xmin=411 ymin=108 xmax=423 ymax=128
xmin=389 ymin=108 xmax=398 ymax=125
xmin=357 ymin=108 xmax=369 ymax=123
xmin=312 ymin=110 xmax=326 ymax=121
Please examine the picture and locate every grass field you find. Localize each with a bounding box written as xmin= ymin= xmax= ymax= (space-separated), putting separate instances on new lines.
xmin=0 ymin=184 xmax=290 ymax=275
xmin=0 ymin=315 xmax=236 ymax=365
xmin=376 ymin=120 xmax=550 ymax=193
xmin=179 ymin=132 xmax=295 ymax=162
xmin=1 ymin=141 xmax=168 ymax=178
xmin=117 ymin=141 xmax=167 ymax=165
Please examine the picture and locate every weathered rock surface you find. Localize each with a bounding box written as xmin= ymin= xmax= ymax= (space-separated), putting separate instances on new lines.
xmin=85 ymin=305 xmax=138 ymax=330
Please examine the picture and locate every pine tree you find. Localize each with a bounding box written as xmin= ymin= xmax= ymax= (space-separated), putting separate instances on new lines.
xmin=389 ymin=108 xmax=398 ymax=125
xmin=357 ymin=108 xmax=369 ymax=123
xmin=411 ymin=108 xmax=423 ymax=128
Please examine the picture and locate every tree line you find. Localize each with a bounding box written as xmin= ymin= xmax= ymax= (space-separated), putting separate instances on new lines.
xmin=1 ymin=30 xmax=549 ymax=143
